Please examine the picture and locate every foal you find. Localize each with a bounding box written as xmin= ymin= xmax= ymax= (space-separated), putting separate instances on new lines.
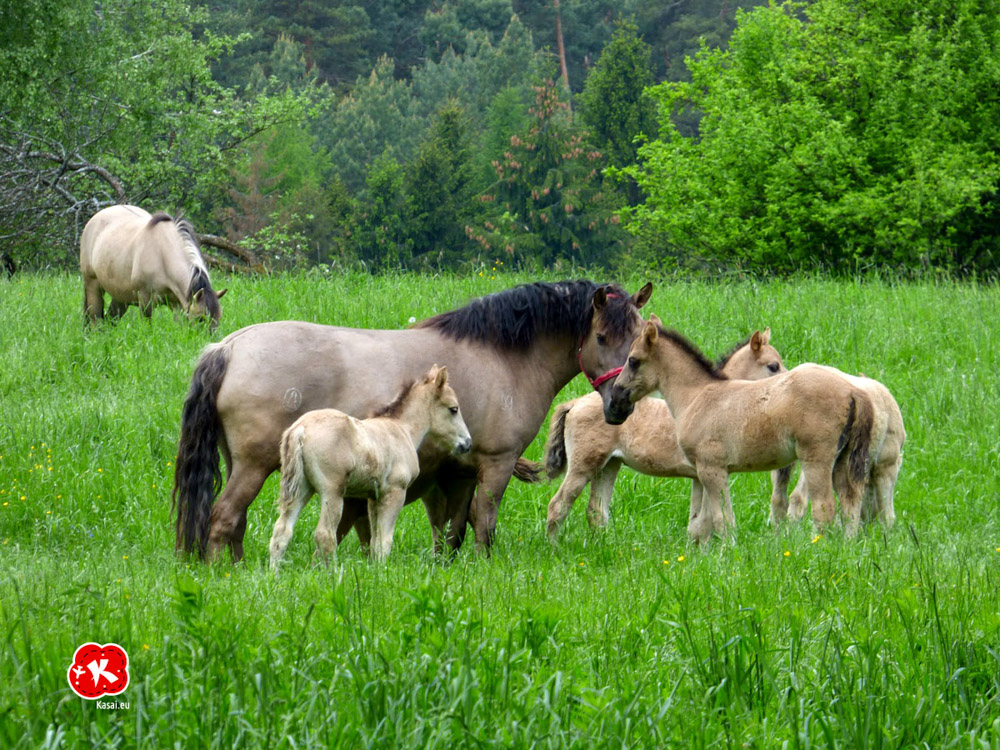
xmin=780 ymin=366 xmax=904 ymax=529
xmin=269 ymin=366 xmax=472 ymax=567
xmin=606 ymin=320 xmax=875 ymax=541
xmin=544 ymin=329 xmax=787 ymax=539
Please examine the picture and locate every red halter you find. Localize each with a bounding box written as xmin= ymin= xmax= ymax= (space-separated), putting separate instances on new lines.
xmin=578 ymin=293 xmax=624 ymax=390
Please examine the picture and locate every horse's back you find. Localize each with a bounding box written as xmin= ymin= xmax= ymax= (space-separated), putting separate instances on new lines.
xmin=80 ymin=205 xmax=154 ymax=292
xmin=215 ymin=322 xmax=452 ymax=467
xmin=293 ymin=408 xmax=415 ymax=493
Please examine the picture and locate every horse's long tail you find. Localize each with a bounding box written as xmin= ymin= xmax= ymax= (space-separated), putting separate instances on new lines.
xmin=172 ymin=342 xmax=230 ymax=558
xmin=835 ymin=392 xmax=874 ymax=498
xmin=513 ymin=457 xmax=543 ymax=484
xmin=543 ymin=400 xmax=574 ymax=480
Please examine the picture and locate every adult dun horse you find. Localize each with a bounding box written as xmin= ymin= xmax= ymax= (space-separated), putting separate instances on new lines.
xmin=605 ymin=320 xmax=875 ymax=541
xmin=80 ymin=205 xmax=225 ymax=330
xmin=544 ymin=329 xmax=787 ymax=539
xmin=269 ymin=365 xmax=472 ymax=567
xmin=174 ymin=280 xmax=653 ymax=560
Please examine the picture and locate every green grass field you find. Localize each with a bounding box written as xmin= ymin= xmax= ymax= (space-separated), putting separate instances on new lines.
xmin=2 ymin=271 xmax=999 ymax=748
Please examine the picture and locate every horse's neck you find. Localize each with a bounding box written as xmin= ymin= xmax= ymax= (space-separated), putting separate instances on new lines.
xmin=519 ymin=333 xmax=581 ymax=400
xmin=655 ymin=341 xmax=720 ymax=422
xmin=395 ymin=398 xmax=432 ymax=449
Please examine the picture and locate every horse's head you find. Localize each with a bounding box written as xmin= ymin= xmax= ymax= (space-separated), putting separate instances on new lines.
xmin=422 ymin=365 xmax=473 ymax=455
xmin=717 ymin=328 xmax=786 ymax=380
xmin=578 ymin=281 xmax=652 ymax=404
xmin=604 ymin=317 xmax=661 ymax=425
xmin=188 ymin=270 xmax=226 ymax=331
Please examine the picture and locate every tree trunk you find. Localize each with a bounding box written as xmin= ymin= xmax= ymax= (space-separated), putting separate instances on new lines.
xmin=196 ymin=233 xmax=266 ymax=273
xmin=553 ymin=0 xmax=571 ymax=96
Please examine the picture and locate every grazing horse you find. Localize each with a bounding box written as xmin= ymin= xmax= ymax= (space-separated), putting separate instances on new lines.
xmin=80 ymin=205 xmax=225 ymax=330
xmin=269 ymin=366 xmax=472 ymax=567
xmin=778 ymin=367 xmax=904 ymax=529
xmin=605 ymin=319 xmax=875 ymax=541
xmin=173 ymin=279 xmax=653 ymax=561
xmin=544 ymin=329 xmax=787 ymax=539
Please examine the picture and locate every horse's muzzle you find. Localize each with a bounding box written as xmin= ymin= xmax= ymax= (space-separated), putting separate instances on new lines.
xmin=604 ymin=385 xmax=635 ymax=425
xmin=455 ymin=438 xmax=473 ymax=455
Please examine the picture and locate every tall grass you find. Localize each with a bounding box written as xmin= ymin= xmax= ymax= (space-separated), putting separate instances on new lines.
xmin=1 ymin=271 xmax=999 ymax=747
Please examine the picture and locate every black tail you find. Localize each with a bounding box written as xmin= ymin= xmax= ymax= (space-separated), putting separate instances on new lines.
xmin=513 ymin=457 xmax=543 ymax=484
xmin=543 ymin=401 xmax=573 ymax=479
xmin=172 ymin=343 xmax=230 ymax=558
xmin=834 ymin=393 xmax=874 ymax=498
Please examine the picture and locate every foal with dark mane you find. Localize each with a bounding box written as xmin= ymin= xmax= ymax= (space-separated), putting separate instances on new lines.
xmin=174 ymin=279 xmax=652 ymax=560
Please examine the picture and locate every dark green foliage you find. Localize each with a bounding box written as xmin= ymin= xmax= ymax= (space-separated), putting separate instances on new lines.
xmin=419 ymin=0 xmax=515 ymax=62
xmin=404 ymin=104 xmax=481 ymax=267
xmin=628 ymin=0 xmax=1000 ymax=274
xmin=469 ymin=79 xmax=627 ymax=268
xmin=578 ymin=18 xmax=656 ymax=172
xmin=352 ymin=154 xmax=414 ymax=272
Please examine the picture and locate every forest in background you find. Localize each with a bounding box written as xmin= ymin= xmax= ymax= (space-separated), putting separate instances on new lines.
xmin=2 ymin=0 xmax=999 ymax=275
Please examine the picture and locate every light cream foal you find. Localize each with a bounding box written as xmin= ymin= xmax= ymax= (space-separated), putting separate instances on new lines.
xmin=268 ymin=366 xmax=472 ymax=567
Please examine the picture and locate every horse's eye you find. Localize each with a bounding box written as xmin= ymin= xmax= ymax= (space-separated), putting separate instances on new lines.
xmin=767 ymin=363 xmax=780 ymax=373
xmin=595 ymin=333 xmax=607 ymax=346
xmin=449 ymin=406 xmax=459 ymax=414
xmin=628 ymin=357 xmax=640 ymax=369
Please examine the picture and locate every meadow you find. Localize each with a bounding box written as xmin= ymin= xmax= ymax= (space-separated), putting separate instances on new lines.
xmin=1 ymin=270 xmax=999 ymax=748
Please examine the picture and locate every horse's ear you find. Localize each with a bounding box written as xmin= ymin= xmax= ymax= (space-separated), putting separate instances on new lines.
xmin=762 ymin=327 xmax=771 ymax=345
xmin=632 ymin=282 xmax=653 ymax=310
xmin=649 ymin=313 xmax=662 ymax=327
xmin=750 ymin=330 xmax=763 ymax=352
xmin=592 ymin=287 xmax=608 ymax=311
xmin=216 ymin=288 xmax=228 ymax=299
xmin=642 ymin=321 xmax=658 ymax=346
xmin=435 ymin=365 xmax=449 ymax=389
xmin=192 ymin=288 xmax=204 ymax=303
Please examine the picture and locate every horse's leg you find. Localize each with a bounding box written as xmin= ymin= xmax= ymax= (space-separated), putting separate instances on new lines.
xmin=137 ymin=290 xmax=155 ymax=320
xmin=207 ymin=464 xmax=271 ymax=562
xmin=83 ymin=280 xmax=104 ymax=324
xmin=786 ymin=471 xmax=811 ymax=523
xmin=368 ymin=488 xmax=406 ymax=562
xmin=420 ymin=484 xmax=449 ymax=554
xmin=586 ymin=459 xmax=621 ymax=530
xmin=545 ymin=470 xmax=590 ymax=541
xmin=107 ymin=299 xmax=128 ymax=321
xmin=337 ymin=498 xmax=372 ymax=550
xmin=799 ymin=460 xmax=837 ymax=530
xmin=875 ymin=455 xmax=900 ymax=529
xmin=688 ymin=478 xmax=704 ymax=526
xmin=768 ymin=465 xmax=793 ymax=526
xmin=468 ymin=455 xmax=518 ymax=551
xmin=693 ymin=465 xmax=731 ymax=543
xmin=833 ymin=462 xmax=863 ymax=539
xmin=268 ymin=468 xmax=313 ymax=570
xmin=313 ymin=481 xmax=346 ymax=564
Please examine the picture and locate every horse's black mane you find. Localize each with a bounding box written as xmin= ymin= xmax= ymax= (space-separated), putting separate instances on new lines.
xmin=416 ymin=280 xmax=635 ymax=351
xmin=370 ymin=380 xmax=416 ymax=419
xmin=658 ymin=327 xmax=727 ymax=380
xmin=714 ymin=335 xmax=752 ymax=372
